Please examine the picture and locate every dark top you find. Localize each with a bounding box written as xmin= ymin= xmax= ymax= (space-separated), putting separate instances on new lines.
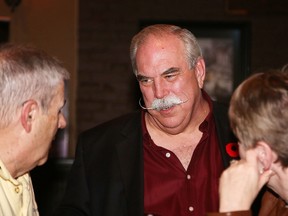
xmin=207 ymin=189 xmax=288 ymax=216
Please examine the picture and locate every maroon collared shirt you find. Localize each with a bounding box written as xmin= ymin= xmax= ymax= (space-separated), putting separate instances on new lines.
xmin=143 ymin=95 xmax=224 ymax=216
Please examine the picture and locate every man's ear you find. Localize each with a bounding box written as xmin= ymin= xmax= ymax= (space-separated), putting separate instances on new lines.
xmin=21 ymin=100 xmax=39 ymax=133
xmin=255 ymin=141 xmax=276 ymax=171
xmin=194 ymin=58 xmax=206 ymax=89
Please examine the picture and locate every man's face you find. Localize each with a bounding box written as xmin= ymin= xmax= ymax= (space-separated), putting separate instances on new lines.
xmin=30 ymin=81 xmax=67 ymax=166
xmin=135 ymin=35 xmax=205 ymax=133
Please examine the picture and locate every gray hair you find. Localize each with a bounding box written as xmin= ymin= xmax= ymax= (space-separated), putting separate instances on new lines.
xmin=0 ymin=43 xmax=70 ymax=128
xmin=130 ymin=24 xmax=202 ymax=76
xmin=229 ymin=70 xmax=288 ymax=167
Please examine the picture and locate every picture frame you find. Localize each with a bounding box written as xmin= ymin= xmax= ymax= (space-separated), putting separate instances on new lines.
xmin=140 ymin=21 xmax=250 ymax=102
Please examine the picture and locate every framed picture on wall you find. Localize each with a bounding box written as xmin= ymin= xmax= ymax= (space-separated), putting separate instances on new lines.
xmin=140 ymin=21 xmax=250 ymax=102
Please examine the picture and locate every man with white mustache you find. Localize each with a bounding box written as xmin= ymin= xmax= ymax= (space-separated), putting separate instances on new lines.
xmin=56 ymin=24 xmax=243 ymax=216
xmin=139 ymin=94 xmax=188 ymax=111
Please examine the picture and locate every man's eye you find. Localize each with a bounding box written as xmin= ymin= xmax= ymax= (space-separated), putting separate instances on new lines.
xmin=139 ymin=78 xmax=153 ymax=85
xmin=58 ymin=108 xmax=64 ymax=114
xmin=164 ymin=73 xmax=178 ymax=80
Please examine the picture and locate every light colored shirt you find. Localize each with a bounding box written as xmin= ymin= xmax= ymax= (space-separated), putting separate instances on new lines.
xmin=0 ymin=159 xmax=39 ymax=216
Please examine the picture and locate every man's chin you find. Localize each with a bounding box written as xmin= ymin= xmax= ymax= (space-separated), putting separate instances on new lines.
xmin=38 ymin=156 xmax=49 ymax=166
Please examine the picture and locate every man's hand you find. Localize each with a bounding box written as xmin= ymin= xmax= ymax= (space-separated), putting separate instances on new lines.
xmin=219 ymin=149 xmax=273 ymax=212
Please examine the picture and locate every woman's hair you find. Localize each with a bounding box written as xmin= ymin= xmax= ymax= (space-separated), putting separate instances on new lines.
xmin=130 ymin=24 xmax=202 ymax=76
xmin=229 ymin=69 xmax=288 ymax=167
xmin=0 ymin=43 xmax=70 ymax=128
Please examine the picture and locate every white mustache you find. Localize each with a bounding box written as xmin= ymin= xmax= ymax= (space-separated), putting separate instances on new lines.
xmin=139 ymin=95 xmax=188 ymax=111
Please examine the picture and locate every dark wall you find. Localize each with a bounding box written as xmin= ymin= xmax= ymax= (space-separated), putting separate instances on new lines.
xmin=76 ymin=0 xmax=288 ymax=134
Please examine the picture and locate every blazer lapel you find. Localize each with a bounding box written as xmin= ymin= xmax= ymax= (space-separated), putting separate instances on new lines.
xmin=115 ymin=112 xmax=144 ymax=216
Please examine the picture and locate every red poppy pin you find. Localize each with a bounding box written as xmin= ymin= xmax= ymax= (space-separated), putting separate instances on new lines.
xmin=225 ymin=142 xmax=239 ymax=158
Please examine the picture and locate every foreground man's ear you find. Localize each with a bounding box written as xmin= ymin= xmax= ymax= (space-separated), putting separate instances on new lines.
xmin=21 ymin=99 xmax=39 ymax=133
xmin=255 ymin=141 xmax=276 ymax=171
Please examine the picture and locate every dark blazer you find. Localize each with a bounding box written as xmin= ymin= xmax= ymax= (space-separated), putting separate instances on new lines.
xmin=207 ymin=189 xmax=288 ymax=216
xmin=55 ymin=102 xmax=238 ymax=216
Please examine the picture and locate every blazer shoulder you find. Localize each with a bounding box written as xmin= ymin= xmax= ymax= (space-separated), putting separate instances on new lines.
xmin=79 ymin=110 xmax=142 ymax=141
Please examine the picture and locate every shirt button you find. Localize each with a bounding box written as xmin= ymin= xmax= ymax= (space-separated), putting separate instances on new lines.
xmin=165 ymin=152 xmax=171 ymax=158
xmin=147 ymin=214 xmax=154 ymax=216
xmin=15 ymin=186 xmax=20 ymax=193
xmin=188 ymin=206 xmax=194 ymax=212
xmin=187 ymin=174 xmax=191 ymax=179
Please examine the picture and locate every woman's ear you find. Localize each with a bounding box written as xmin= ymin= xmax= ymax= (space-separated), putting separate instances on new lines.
xmin=194 ymin=58 xmax=206 ymax=89
xmin=255 ymin=141 xmax=275 ymax=171
xmin=21 ymin=100 xmax=38 ymax=133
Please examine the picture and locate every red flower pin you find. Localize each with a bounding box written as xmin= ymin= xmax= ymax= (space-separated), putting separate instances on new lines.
xmin=225 ymin=142 xmax=239 ymax=158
